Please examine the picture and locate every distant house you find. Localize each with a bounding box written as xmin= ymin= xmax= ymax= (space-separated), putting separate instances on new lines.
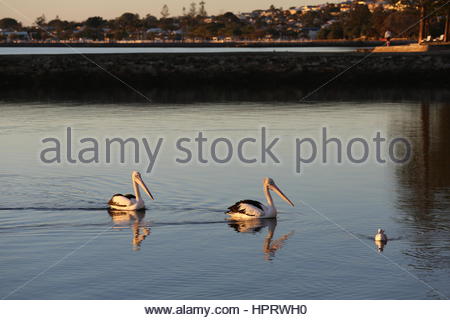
xmin=0 ymin=30 xmax=30 ymax=42
xmin=211 ymin=36 xmax=222 ymax=42
xmin=301 ymin=5 xmax=321 ymax=13
xmin=251 ymin=10 xmax=264 ymax=18
xmin=73 ymin=26 xmax=85 ymax=34
xmin=170 ymin=29 xmax=184 ymax=40
xmin=171 ymin=29 xmax=184 ymax=35
xmin=302 ymin=27 xmax=320 ymax=40
xmin=236 ymin=14 xmax=250 ymax=22
xmin=146 ymin=28 xmax=164 ymax=34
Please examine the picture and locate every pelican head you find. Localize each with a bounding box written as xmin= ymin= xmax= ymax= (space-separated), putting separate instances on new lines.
xmin=264 ymin=177 xmax=294 ymax=207
xmin=132 ymin=171 xmax=154 ymax=200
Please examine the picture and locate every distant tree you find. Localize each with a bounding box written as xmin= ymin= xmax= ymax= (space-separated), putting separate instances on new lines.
xmin=199 ymin=1 xmax=207 ymax=17
xmin=371 ymin=6 xmax=391 ymax=38
xmin=383 ymin=8 xmax=419 ymax=38
xmin=111 ymin=29 xmax=128 ymax=40
xmin=47 ymin=18 xmax=65 ymax=31
xmin=220 ymin=12 xmax=240 ymax=24
xmin=78 ymin=27 xmax=104 ymax=40
xmin=161 ymin=5 xmax=170 ymax=19
xmin=34 ymin=14 xmax=46 ymax=27
xmin=390 ymin=0 xmax=449 ymax=41
xmin=318 ymin=21 xmax=345 ymax=39
xmin=142 ymin=14 xmax=158 ymax=28
xmin=317 ymin=28 xmax=328 ymax=39
xmin=343 ymin=4 xmax=372 ymax=39
xmin=113 ymin=12 xmax=141 ymax=39
xmin=327 ymin=22 xmax=344 ymax=39
xmin=300 ymin=11 xmax=323 ymax=28
xmin=159 ymin=17 xmax=177 ymax=31
xmin=84 ymin=16 xmax=106 ymax=29
xmin=116 ymin=12 xmax=140 ymax=30
xmin=182 ymin=7 xmax=187 ymax=16
xmin=188 ymin=2 xmax=197 ymax=17
xmin=0 ymin=17 xmax=21 ymax=30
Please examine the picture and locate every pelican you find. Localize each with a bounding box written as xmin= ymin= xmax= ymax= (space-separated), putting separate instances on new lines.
xmin=374 ymin=229 xmax=387 ymax=243
xmin=108 ymin=171 xmax=154 ymax=211
xmin=374 ymin=228 xmax=388 ymax=242
xmin=374 ymin=229 xmax=388 ymax=252
xmin=226 ymin=177 xmax=294 ymax=220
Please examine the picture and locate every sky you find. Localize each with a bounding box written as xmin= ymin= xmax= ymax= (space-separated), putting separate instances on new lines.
xmin=0 ymin=0 xmax=342 ymax=23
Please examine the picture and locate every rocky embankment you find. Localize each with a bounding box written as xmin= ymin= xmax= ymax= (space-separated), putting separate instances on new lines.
xmin=0 ymin=51 xmax=449 ymax=88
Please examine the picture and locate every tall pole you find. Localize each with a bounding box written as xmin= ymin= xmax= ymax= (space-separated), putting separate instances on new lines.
xmin=418 ymin=4 xmax=425 ymax=43
xmin=445 ymin=12 xmax=450 ymax=42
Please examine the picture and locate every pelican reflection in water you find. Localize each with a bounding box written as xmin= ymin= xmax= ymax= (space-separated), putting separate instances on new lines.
xmin=229 ymin=218 xmax=294 ymax=260
xmin=108 ymin=209 xmax=151 ymax=251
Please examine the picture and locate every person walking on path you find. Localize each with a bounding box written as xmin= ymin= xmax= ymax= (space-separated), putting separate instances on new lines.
xmin=384 ymin=30 xmax=393 ymax=46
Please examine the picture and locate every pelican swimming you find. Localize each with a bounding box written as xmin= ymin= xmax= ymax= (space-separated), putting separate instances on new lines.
xmin=108 ymin=171 xmax=154 ymax=211
xmin=374 ymin=229 xmax=388 ymax=252
xmin=226 ymin=177 xmax=294 ymax=220
xmin=374 ymin=228 xmax=388 ymax=242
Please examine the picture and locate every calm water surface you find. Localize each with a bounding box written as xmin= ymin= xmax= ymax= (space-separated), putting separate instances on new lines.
xmin=0 ymin=91 xmax=449 ymax=299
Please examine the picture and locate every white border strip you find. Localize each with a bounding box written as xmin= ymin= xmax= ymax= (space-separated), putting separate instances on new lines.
xmin=0 ymin=300 xmax=449 ymax=320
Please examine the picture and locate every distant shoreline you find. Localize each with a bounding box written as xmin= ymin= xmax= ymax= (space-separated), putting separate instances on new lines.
xmin=0 ymin=40 xmax=414 ymax=48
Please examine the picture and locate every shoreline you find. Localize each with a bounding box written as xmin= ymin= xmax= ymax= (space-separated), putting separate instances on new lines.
xmin=0 ymin=40 xmax=414 ymax=48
